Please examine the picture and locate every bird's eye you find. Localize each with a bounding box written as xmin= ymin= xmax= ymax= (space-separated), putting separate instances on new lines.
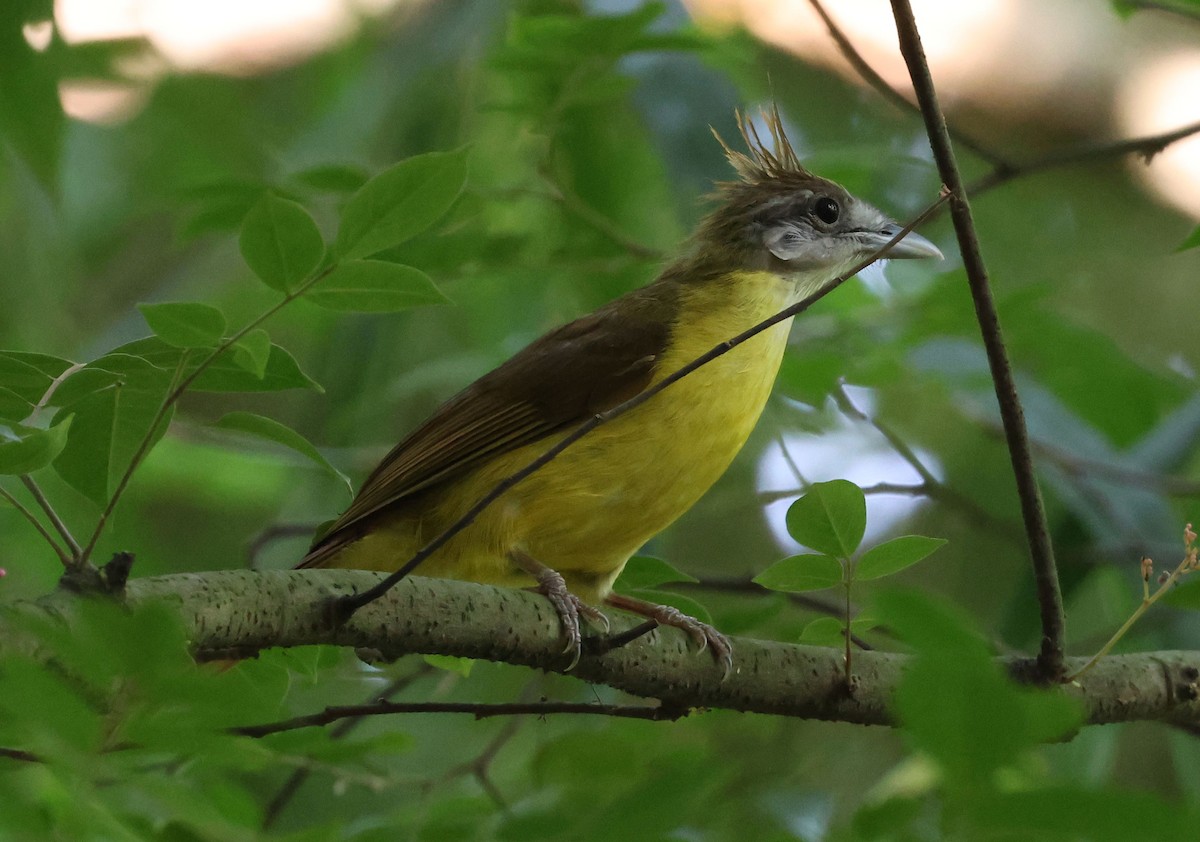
xmin=814 ymin=197 xmax=840 ymax=224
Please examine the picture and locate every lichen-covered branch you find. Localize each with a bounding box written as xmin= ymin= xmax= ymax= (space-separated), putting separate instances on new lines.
xmin=5 ymin=570 xmax=1199 ymax=729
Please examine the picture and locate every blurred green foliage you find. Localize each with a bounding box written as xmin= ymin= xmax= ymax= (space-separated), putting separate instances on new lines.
xmin=4 ymin=0 xmax=1200 ymax=839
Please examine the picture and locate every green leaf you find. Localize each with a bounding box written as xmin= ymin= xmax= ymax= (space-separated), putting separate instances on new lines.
xmin=852 ymin=796 xmax=927 ymax=840
xmin=239 ymin=192 xmax=325 ymax=292
xmin=138 ymin=302 xmax=227 ymax=349
xmin=306 ymin=260 xmax=448 ymax=312
xmin=1178 ymin=224 xmax=1200 ymax=252
xmin=0 ymin=387 xmax=33 ymax=422
xmin=99 ymin=338 xmax=321 ymax=394
xmin=423 ymin=655 xmax=475 ymax=677
xmin=850 ymin=616 xmax=879 ymax=635
xmin=229 ymin=328 xmax=271 ymax=379
xmin=1163 ymin=575 xmax=1200 ymax=610
xmin=753 ymin=553 xmax=844 ymax=592
xmin=212 ymin=411 xmax=351 ymax=495
xmin=176 ymin=178 xmax=270 ymax=242
xmin=190 ymin=342 xmax=321 ymax=393
xmin=964 ymin=788 xmax=1194 ymax=841
xmin=855 ymin=535 xmax=947 ymax=581
xmin=0 ymin=21 xmax=63 ymax=189
xmin=613 ymin=555 xmax=698 ymax=591
xmin=0 ymin=351 xmax=74 ymax=420
xmin=335 ymin=147 xmax=469 ymax=259
xmin=785 ymin=479 xmax=866 ymax=557
xmin=0 ymin=659 xmax=103 ymax=757
xmin=0 ymin=416 xmax=72 ymax=474
xmin=871 ymin=587 xmax=990 ymax=659
xmin=798 ymin=616 xmax=846 ymax=646
xmin=292 ymin=163 xmax=369 ymax=193
xmin=1109 ymin=0 xmax=1137 ymax=20
xmin=877 ymin=589 xmax=1082 ymax=786
xmin=51 ymin=355 xmax=173 ymax=506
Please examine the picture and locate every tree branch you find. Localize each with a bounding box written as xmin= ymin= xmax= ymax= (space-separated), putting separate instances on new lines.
xmin=889 ymin=0 xmax=1066 ymax=681
xmin=7 ymin=570 xmax=1199 ymax=729
xmin=969 ymin=118 xmax=1200 ymax=197
xmin=235 ymin=700 xmax=686 ymax=739
xmin=805 ymin=0 xmax=1200 ymax=195
xmin=262 ymin=665 xmax=433 ymax=829
xmin=803 ymin=0 xmax=1010 ymax=169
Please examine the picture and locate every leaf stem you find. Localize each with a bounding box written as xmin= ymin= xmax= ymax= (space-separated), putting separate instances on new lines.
xmin=29 ymin=361 xmax=85 ymax=422
xmin=0 ymin=484 xmax=70 ymax=566
xmin=78 ymin=265 xmax=337 ymax=566
xmin=1067 ymin=556 xmax=1193 ymax=683
xmin=20 ymin=475 xmax=81 ymax=560
xmin=843 ymin=577 xmax=853 ymax=686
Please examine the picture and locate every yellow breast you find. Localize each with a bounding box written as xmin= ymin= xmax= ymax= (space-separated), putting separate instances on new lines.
xmin=338 ymin=271 xmax=796 ymax=601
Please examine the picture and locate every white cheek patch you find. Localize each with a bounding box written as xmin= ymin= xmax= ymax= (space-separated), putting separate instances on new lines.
xmin=764 ymin=222 xmax=836 ymax=270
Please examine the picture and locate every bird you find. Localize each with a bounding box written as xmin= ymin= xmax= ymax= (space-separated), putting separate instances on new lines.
xmin=298 ymin=106 xmax=942 ymax=671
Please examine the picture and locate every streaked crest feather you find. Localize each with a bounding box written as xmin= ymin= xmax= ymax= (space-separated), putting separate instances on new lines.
xmin=711 ymin=103 xmax=811 ymax=184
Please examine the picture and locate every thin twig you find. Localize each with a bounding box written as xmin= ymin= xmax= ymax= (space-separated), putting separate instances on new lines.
xmin=0 ymin=484 xmax=70 ymax=565
xmin=999 ymin=425 xmax=1200 ymax=498
xmin=833 ymin=381 xmax=938 ymax=487
xmin=759 ymin=481 xmax=929 ymax=503
xmin=235 ymin=700 xmax=688 ymax=739
xmin=79 ymin=265 xmax=337 ymax=566
xmin=809 ymin=0 xmax=1200 ymax=207
xmin=29 ymin=361 xmax=85 ymax=419
xmin=804 ymin=0 xmax=1010 ymax=169
xmin=1119 ymin=0 xmax=1200 ymax=23
xmin=860 ymin=480 xmax=928 ymax=497
xmin=890 ymin=0 xmax=1065 ymax=680
xmin=8 ymin=360 xmax=90 ymax=563
xmin=842 ymin=579 xmax=853 ymax=684
xmin=774 ymin=431 xmax=809 ymax=489
xmin=332 ymin=196 xmax=949 ymax=619
xmin=826 ymin=386 xmax=1023 ymax=543
xmin=0 ymin=747 xmax=42 ymax=763
xmin=537 ymin=170 xmax=666 ymax=261
xmin=20 ymin=476 xmax=81 ymax=559
xmin=969 ymin=119 xmax=1200 ymax=197
xmin=1067 ymin=550 xmax=1196 ymax=683
xmin=262 ymin=665 xmax=433 ymax=829
xmin=437 ymin=716 xmax=524 ymax=809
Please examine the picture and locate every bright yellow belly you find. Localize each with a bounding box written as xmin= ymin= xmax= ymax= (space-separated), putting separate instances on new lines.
xmin=333 ymin=272 xmax=795 ymax=602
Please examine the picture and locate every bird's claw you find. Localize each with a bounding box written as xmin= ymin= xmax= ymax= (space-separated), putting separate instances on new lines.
xmin=529 ymin=567 xmax=608 ymax=671
xmin=604 ymin=594 xmax=733 ymax=679
xmin=660 ymin=606 xmax=733 ymax=680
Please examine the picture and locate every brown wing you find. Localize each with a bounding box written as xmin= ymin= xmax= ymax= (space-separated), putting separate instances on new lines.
xmin=299 ymin=281 xmax=677 ymax=567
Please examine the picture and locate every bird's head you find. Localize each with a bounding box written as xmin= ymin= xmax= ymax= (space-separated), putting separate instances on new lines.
xmin=695 ymin=106 xmax=942 ymax=291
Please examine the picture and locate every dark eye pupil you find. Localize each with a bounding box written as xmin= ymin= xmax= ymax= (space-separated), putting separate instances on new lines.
xmin=815 ymin=197 xmax=840 ymax=224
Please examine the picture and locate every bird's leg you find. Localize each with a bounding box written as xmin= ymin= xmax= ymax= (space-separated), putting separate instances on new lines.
xmin=604 ymin=593 xmax=733 ymax=678
xmin=510 ymin=550 xmax=609 ymax=670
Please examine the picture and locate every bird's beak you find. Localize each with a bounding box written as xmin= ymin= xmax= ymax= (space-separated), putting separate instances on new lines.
xmin=866 ymin=224 xmax=944 ymax=260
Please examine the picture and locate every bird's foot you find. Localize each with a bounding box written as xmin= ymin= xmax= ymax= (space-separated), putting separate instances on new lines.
xmin=604 ymin=592 xmax=733 ymax=679
xmin=512 ymin=551 xmax=608 ymax=670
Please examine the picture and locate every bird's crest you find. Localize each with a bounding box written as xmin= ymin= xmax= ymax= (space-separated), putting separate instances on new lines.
xmin=712 ymin=104 xmax=812 ymax=184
